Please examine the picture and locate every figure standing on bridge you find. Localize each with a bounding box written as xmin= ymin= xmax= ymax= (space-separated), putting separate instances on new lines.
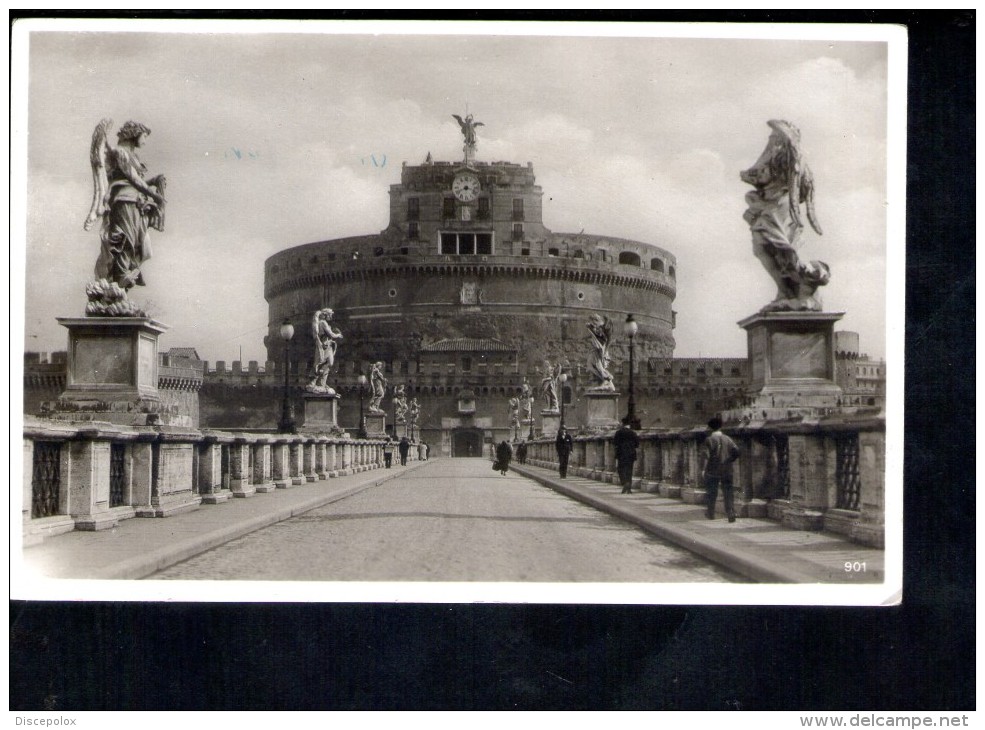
xmin=701 ymin=416 xmax=740 ymax=522
xmin=495 ymin=440 xmax=513 ymax=476
xmin=555 ymin=426 xmax=573 ymax=479
xmin=614 ymin=417 xmax=640 ymax=493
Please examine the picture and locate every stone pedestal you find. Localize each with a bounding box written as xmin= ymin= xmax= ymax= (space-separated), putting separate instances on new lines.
xmin=727 ymin=311 xmax=844 ymax=421
xmin=364 ymin=412 xmax=387 ymax=436
xmin=540 ymin=411 xmax=561 ymax=439
xmin=51 ymin=317 xmax=176 ymax=426
xmin=584 ymin=390 xmax=620 ymax=431
xmin=302 ymin=393 xmax=339 ymax=433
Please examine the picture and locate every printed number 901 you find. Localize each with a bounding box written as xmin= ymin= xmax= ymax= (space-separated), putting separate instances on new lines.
xmin=844 ymin=561 xmax=867 ymax=572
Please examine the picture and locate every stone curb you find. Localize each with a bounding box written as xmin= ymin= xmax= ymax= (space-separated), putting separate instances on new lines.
xmin=91 ymin=461 xmax=431 ymax=580
xmin=510 ymin=463 xmax=814 ymax=584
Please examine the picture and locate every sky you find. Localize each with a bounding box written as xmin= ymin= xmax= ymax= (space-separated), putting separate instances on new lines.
xmin=15 ymin=20 xmax=899 ymax=366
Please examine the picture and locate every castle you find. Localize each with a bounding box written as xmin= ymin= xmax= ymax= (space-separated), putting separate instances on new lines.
xmin=24 ymin=129 xmax=884 ymax=454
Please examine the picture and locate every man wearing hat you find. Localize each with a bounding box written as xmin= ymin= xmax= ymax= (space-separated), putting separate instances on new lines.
xmin=701 ymin=416 xmax=740 ymax=522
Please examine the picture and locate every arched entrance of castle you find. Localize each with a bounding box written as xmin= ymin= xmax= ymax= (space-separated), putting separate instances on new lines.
xmin=451 ymin=428 xmax=483 ymax=457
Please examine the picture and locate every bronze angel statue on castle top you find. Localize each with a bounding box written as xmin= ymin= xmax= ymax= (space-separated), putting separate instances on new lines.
xmin=83 ymin=119 xmax=167 ymax=315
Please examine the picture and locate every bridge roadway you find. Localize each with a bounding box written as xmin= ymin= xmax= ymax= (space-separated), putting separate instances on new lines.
xmin=151 ymin=458 xmax=741 ymax=583
xmin=21 ymin=456 xmax=885 ymax=588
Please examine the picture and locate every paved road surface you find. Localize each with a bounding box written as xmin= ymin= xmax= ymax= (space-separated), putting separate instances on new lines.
xmin=151 ymin=458 xmax=743 ymax=582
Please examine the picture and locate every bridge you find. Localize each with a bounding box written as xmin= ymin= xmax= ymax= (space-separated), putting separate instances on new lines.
xmin=20 ymin=453 xmax=883 ymax=587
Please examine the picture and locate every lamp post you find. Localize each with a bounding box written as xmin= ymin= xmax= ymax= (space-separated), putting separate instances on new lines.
xmin=277 ymin=318 xmax=296 ymax=434
xmin=624 ymin=314 xmax=640 ymax=430
xmin=558 ymin=372 xmax=568 ymax=429
xmin=357 ymin=374 xmax=367 ymax=439
xmin=528 ymin=392 xmax=535 ymax=441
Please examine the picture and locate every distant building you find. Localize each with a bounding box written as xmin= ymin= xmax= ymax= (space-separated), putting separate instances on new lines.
xmin=835 ymin=331 xmax=886 ymax=407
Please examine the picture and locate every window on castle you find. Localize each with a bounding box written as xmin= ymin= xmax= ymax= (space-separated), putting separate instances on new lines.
xmin=407 ymin=197 xmax=419 ymax=221
xmin=694 ymin=401 xmax=704 ymax=412
xmin=597 ymin=249 xmax=608 ymax=262
xmin=512 ymin=198 xmax=524 ymax=221
xmin=714 ymin=367 xmax=723 ymax=376
xmin=572 ymin=249 xmax=584 ymax=259
xmin=400 ymin=362 xmax=409 ymax=374
xmin=443 ymin=197 xmax=456 ymax=219
xmin=408 ymin=222 xmax=419 ymax=240
xmin=521 ymin=248 xmax=530 ymax=256
xmin=440 ymin=232 xmax=494 ymax=255
xmin=477 ymin=197 xmax=490 ymax=219
xmin=618 ymin=251 xmax=641 ymax=266
xmin=674 ymin=402 xmax=685 ymax=413
xmin=731 ymin=367 xmax=741 ymax=376
xmin=548 ymin=248 xmax=559 ymax=257
xmin=650 ymin=258 xmax=665 ymax=272
xmin=462 ymin=357 xmax=472 ymax=372
xmin=669 ymin=266 xmax=676 ymax=277
xmin=512 ymin=224 xmax=523 ymax=241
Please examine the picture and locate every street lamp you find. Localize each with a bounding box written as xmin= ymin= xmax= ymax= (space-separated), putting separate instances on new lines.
xmin=528 ymin=392 xmax=535 ymax=441
xmin=558 ymin=372 xmax=568 ymax=429
xmin=357 ymin=374 xmax=368 ymax=439
xmin=623 ymin=313 xmax=641 ymax=430
xmin=277 ymin=318 xmax=296 ymax=434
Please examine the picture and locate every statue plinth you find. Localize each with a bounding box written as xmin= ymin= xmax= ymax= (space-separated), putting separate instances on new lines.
xmin=540 ymin=411 xmax=561 ymax=439
xmin=301 ymin=392 xmax=339 ymax=433
xmin=47 ymin=316 xmax=182 ymax=426
xmin=364 ymin=412 xmax=387 ymax=437
xmin=726 ymin=311 xmax=844 ymax=421
xmin=584 ymin=390 xmax=621 ymax=431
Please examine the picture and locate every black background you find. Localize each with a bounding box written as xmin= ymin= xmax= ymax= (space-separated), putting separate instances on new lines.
xmin=10 ymin=10 xmax=975 ymax=710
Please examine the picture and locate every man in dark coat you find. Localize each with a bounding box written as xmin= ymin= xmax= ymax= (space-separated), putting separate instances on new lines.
xmin=702 ymin=416 xmax=740 ymax=522
xmin=555 ymin=426 xmax=574 ymax=478
xmin=398 ymin=436 xmax=410 ymax=466
xmin=516 ymin=441 xmax=528 ymax=465
xmin=613 ymin=417 xmax=640 ymax=493
xmin=495 ymin=440 xmax=513 ymax=475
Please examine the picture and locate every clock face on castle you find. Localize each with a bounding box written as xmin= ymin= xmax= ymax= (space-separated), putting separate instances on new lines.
xmin=452 ymin=172 xmax=481 ymax=202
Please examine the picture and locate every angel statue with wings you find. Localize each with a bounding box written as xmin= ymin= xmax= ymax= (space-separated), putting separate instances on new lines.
xmin=83 ymin=119 xmax=167 ymax=313
xmin=586 ymin=314 xmax=615 ymax=392
xmin=452 ymin=113 xmax=483 ymax=163
xmin=306 ymin=308 xmax=343 ymax=394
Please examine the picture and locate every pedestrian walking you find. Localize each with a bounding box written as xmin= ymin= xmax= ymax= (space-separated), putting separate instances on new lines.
xmin=702 ymin=415 xmax=740 ymax=522
xmin=516 ymin=441 xmax=528 ymax=465
xmin=613 ymin=417 xmax=640 ymax=493
xmin=417 ymin=441 xmax=426 ymax=461
xmin=495 ymin=440 xmax=513 ymax=475
xmin=555 ymin=426 xmax=573 ymax=478
xmin=423 ymin=442 xmax=430 ymax=460
xmin=383 ymin=437 xmax=394 ymax=468
xmin=398 ymin=436 xmax=410 ymax=466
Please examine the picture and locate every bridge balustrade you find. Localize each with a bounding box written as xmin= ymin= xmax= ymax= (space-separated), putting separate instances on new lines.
xmin=511 ymin=411 xmax=885 ymax=548
xmin=21 ymin=416 xmax=392 ymax=545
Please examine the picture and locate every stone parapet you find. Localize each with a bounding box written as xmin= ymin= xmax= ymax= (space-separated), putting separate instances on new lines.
xmin=20 ymin=416 xmax=389 ymax=546
xmin=513 ymin=407 xmax=887 ymax=548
